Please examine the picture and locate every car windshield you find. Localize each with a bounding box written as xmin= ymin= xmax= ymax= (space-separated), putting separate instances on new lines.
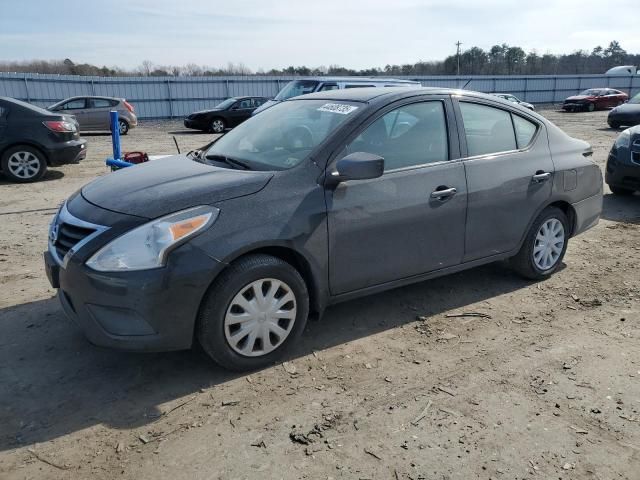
xmin=629 ymin=93 xmax=640 ymax=104
xmin=580 ymin=89 xmax=603 ymax=96
xmin=215 ymin=98 xmax=237 ymax=109
xmin=204 ymin=99 xmax=361 ymax=171
xmin=274 ymin=80 xmax=320 ymax=101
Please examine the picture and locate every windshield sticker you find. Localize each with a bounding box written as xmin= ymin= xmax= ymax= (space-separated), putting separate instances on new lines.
xmin=317 ymin=103 xmax=359 ymax=115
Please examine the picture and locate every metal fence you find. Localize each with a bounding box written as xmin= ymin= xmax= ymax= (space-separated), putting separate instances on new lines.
xmin=1 ymin=72 xmax=639 ymax=120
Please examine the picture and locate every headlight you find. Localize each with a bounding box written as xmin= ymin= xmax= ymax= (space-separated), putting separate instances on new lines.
xmin=86 ymin=206 xmax=219 ymax=272
xmin=615 ymin=129 xmax=632 ymax=149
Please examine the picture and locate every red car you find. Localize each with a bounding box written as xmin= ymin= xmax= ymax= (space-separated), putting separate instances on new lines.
xmin=563 ymin=88 xmax=628 ymax=112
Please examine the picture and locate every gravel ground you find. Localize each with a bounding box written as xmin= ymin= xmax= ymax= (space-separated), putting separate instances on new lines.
xmin=0 ymin=109 xmax=639 ymax=480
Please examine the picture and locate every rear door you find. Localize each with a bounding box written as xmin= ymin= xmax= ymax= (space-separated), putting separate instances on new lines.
xmin=85 ymin=98 xmax=115 ymax=130
xmin=455 ymin=98 xmax=553 ymax=261
xmin=0 ymin=103 xmax=8 ymax=149
xmin=326 ymin=96 xmax=467 ymax=294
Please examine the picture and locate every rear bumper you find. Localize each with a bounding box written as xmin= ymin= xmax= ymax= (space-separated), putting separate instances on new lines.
xmin=571 ymin=192 xmax=603 ymax=236
xmin=46 ymin=139 xmax=87 ymax=166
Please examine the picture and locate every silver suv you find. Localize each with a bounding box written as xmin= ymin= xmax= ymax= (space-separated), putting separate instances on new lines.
xmin=48 ymin=96 xmax=138 ymax=135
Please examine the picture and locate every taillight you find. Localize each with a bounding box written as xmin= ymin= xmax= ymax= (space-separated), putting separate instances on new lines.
xmin=123 ymin=100 xmax=135 ymax=113
xmin=43 ymin=120 xmax=77 ymax=133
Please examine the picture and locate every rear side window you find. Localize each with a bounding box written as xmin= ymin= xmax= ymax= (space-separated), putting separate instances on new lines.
xmin=91 ymin=98 xmax=112 ymax=108
xmin=460 ymin=102 xmax=517 ymax=156
xmin=319 ymin=83 xmax=338 ymax=91
xmin=512 ymin=115 xmax=537 ymax=148
xmin=344 ymin=84 xmax=375 ymax=89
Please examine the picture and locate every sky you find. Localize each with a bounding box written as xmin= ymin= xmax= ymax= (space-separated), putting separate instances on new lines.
xmin=1 ymin=0 xmax=638 ymax=71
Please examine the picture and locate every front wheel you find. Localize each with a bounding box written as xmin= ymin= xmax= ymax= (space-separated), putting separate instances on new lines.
xmin=586 ymin=103 xmax=596 ymax=112
xmin=197 ymin=254 xmax=309 ymax=371
xmin=1 ymin=145 xmax=48 ymax=183
xmin=510 ymin=207 xmax=569 ymax=280
xmin=210 ymin=118 xmax=226 ymax=134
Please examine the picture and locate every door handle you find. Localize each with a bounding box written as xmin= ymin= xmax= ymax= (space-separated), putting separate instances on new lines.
xmin=430 ymin=187 xmax=457 ymax=200
xmin=532 ymin=172 xmax=552 ymax=183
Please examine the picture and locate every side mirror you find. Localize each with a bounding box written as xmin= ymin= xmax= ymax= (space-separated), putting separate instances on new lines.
xmin=328 ymin=152 xmax=384 ymax=185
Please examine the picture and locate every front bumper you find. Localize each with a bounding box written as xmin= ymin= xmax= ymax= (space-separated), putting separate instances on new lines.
xmin=184 ymin=118 xmax=206 ymax=130
xmin=46 ymin=139 xmax=87 ymax=166
xmin=563 ymin=102 xmax=586 ymax=111
xmin=606 ymin=145 xmax=640 ymax=191
xmin=45 ymin=239 xmax=224 ymax=352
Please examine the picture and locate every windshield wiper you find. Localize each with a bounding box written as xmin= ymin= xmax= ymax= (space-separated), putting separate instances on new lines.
xmin=204 ymin=154 xmax=252 ymax=170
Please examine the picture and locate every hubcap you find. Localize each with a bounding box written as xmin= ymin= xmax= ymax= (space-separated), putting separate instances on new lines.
xmin=7 ymin=151 xmax=41 ymax=179
xmin=533 ymin=218 xmax=565 ymax=271
xmin=118 ymin=121 xmax=127 ymax=134
xmin=224 ymin=278 xmax=297 ymax=357
xmin=212 ymin=120 xmax=224 ymax=133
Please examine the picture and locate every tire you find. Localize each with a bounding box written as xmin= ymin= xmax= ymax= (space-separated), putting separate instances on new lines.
xmin=210 ymin=118 xmax=226 ymax=134
xmin=118 ymin=120 xmax=129 ymax=135
xmin=608 ymin=122 xmax=620 ymax=129
xmin=1 ymin=145 xmax=48 ymax=183
xmin=197 ymin=254 xmax=309 ymax=371
xmin=610 ymin=185 xmax=635 ymax=196
xmin=510 ymin=207 xmax=570 ymax=280
xmin=586 ymin=103 xmax=595 ymax=112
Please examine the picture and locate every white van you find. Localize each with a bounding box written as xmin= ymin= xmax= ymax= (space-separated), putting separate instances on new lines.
xmin=253 ymin=76 xmax=421 ymax=115
xmin=605 ymin=66 xmax=638 ymax=75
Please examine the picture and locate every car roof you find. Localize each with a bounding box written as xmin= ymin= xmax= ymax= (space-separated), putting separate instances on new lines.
xmin=285 ymin=76 xmax=420 ymax=84
xmin=58 ymin=95 xmax=121 ymax=101
xmin=290 ymin=86 xmax=516 ymax=104
xmin=231 ymin=96 xmax=267 ymax=100
xmin=0 ymin=96 xmax=53 ymax=115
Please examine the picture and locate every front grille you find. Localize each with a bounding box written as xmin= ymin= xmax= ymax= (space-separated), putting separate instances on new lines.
xmin=54 ymin=223 xmax=96 ymax=260
xmin=49 ymin=203 xmax=108 ymax=266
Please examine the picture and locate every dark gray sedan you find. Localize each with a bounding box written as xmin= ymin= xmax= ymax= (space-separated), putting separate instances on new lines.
xmin=45 ymin=88 xmax=603 ymax=371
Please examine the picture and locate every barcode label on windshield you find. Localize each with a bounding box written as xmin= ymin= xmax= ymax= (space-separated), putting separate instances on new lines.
xmin=317 ymin=103 xmax=358 ymax=115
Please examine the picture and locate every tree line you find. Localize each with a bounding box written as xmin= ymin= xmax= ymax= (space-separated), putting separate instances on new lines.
xmin=1 ymin=41 xmax=637 ymax=77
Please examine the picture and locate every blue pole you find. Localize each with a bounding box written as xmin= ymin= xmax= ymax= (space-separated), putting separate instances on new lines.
xmin=110 ymin=110 xmax=121 ymax=161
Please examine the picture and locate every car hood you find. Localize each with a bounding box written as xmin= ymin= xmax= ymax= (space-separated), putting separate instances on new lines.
xmin=565 ymin=95 xmax=592 ymax=101
xmin=193 ymin=108 xmax=223 ymax=115
xmin=82 ymin=156 xmax=273 ymax=219
xmin=610 ymin=103 xmax=640 ymax=114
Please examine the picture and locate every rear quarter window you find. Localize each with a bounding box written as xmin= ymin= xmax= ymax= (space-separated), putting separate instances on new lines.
xmin=512 ymin=115 xmax=538 ymax=148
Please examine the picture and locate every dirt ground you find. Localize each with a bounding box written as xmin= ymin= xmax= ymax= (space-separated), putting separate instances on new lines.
xmin=0 ymin=108 xmax=638 ymax=480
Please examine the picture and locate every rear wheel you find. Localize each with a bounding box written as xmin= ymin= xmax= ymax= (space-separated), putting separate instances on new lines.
xmin=610 ymin=185 xmax=635 ymax=196
xmin=1 ymin=145 xmax=47 ymax=183
xmin=197 ymin=254 xmax=309 ymax=371
xmin=511 ymin=207 xmax=569 ymax=280
xmin=210 ymin=118 xmax=226 ymax=134
xmin=118 ymin=120 xmax=129 ymax=135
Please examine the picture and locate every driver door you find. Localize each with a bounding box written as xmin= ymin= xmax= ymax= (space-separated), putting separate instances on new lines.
xmin=55 ymin=98 xmax=88 ymax=129
xmin=227 ymin=99 xmax=254 ymax=127
xmin=326 ymin=97 xmax=467 ymax=295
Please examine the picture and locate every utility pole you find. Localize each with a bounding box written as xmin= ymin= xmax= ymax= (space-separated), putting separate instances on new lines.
xmin=456 ymin=41 xmax=463 ymax=76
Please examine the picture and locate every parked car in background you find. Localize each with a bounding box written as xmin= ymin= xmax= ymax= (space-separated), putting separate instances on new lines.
xmin=563 ymin=88 xmax=628 ymax=112
xmin=608 ymin=93 xmax=640 ymax=128
xmin=184 ymin=96 xmax=267 ymax=133
xmin=605 ymin=66 xmax=638 ymax=75
xmin=491 ymin=93 xmax=535 ymax=110
xmin=251 ymin=77 xmax=421 ymax=115
xmin=48 ymin=96 xmax=137 ymax=135
xmin=45 ymin=87 xmax=602 ymax=370
xmin=0 ymin=97 xmax=86 ymax=183
xmin=605 ymin=125 xmax=640 ymax=195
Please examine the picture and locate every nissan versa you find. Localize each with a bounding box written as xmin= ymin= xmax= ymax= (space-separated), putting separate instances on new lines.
xmin=45 ymin=88 xmax=603 ymax=371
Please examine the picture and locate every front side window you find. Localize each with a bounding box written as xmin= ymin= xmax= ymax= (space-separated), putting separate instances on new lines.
xmin=319 ymin=83 xmax=338 ymax=91
xmin=342 ymin=101 xmax=449 ymax=171
xmin=237 ymin=99 xmax=252 ymax=109
xmin=62 ymin=99 xmax=86 ymax=110
xmin=205 ymin=99 xmax=359 ymax=171
xmin=344 ymin=84 xmax=375 ymax=89
xmin=274 ymin=80 xmax=320 ymax=101
xmin=460 ymin=102 xmax=517 ymax=156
